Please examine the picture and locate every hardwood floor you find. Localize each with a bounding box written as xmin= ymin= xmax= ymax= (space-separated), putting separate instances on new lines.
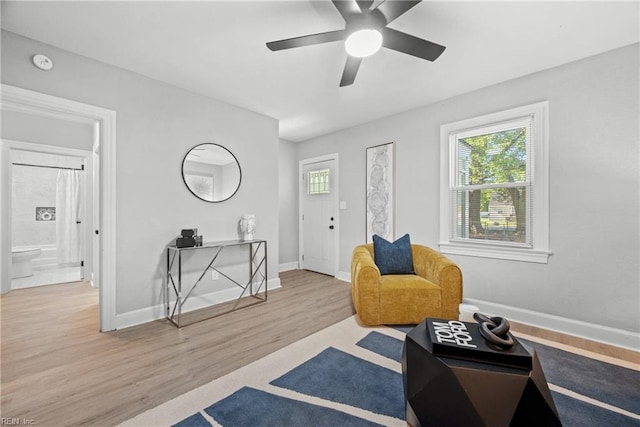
xmin=1 ymin=270 xmax=637 ymax=426
xmin=510 ymin=321 xmax=639 ymax=365
xmin=0 ymin=270 xmax=355 ymax=426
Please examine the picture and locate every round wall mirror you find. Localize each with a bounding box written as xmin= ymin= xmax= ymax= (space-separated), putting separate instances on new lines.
xmin=182 ymin=143 xmax=241 ymax=202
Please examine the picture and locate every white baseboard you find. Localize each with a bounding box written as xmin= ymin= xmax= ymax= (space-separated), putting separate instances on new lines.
xmin=336 ymin=271 xmax=351 ymax=283
xmin=329 ymin=274 xmax=637 ymax=350
xmin=116 ymin=277 xmax=281 ymax=330
xmin=277 ymin=266 xmax=350 ymax=283
xmin=465 ymin=298 xmax=640 ymax=352
xmin=279 ymin=261 xmax=299 ymax=272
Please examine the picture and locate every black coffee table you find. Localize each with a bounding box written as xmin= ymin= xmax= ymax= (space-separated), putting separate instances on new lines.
xmin=402 ymin=318 xmax=561 ymax=427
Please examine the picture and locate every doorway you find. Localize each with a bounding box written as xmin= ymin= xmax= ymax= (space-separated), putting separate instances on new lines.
xmin=299 ymin=154 xmax=339 ymax=276
xmin=0 ymin=84 xmax=117 ymax=331
xmin=10 ymin=146 xmax=92 ymax=289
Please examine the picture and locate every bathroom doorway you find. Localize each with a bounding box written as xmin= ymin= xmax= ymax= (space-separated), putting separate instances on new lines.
xmin=10 ymin=148 xmax=92 ymax=290
xmin=1 ymin=84 xmax=117 ymax=331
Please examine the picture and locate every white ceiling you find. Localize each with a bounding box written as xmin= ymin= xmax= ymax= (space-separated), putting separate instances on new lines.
xmin=1 ymin=1 xmax=638 ymax=142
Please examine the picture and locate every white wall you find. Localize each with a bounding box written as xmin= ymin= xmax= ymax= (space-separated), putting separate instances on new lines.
xmin=278 ymin=139 xmax=299 ymax=270
xmin=1 ymin=30 xmax=280 ymax=320
xmin=293 ymin=44 xmax=639 ymax=344
xmin=12 ymin=162 xmax=58 ymax=247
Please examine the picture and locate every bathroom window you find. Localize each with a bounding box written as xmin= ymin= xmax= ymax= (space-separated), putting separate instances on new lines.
xmin=307 ymin=169 xmax=330 ymax=195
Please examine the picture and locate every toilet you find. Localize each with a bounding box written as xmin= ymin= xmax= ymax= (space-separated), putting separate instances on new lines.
xmin=11 ymin=248 xmax=42 ymax=279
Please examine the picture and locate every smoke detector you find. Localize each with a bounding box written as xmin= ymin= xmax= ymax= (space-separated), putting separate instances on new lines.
xmin=32 ymin=54 xmax=53 ymax=71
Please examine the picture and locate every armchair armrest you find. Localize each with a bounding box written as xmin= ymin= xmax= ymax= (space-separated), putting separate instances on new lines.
xmin=412 ymin=244 xmax=463 ymax=320
xmin=351 ymin=245 xmax=382 ymax=325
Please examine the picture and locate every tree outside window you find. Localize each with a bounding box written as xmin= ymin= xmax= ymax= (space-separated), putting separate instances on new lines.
xmin=455 ymin=126 xmax=529 ymax=244
xmin=440 ymin=101 xmax=550 ymax=263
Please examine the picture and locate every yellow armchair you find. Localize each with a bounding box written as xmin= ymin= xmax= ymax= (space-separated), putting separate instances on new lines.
xmin=351 ymin=243 xmax=463 ymax=326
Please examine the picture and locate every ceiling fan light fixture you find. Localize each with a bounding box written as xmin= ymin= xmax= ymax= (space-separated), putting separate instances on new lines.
xmin=345 ymin=29 xmax=382 ymax=58
xmin=266 ymin=0 xmax=445 ymax=86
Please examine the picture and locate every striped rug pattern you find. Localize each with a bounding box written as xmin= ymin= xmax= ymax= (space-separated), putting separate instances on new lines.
xmin=121 ymin=317 xmax=640 ymax=427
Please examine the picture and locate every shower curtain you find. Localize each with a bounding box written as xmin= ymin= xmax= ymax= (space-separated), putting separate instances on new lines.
xmin=56 ymin=169 xmax=82 ymax=265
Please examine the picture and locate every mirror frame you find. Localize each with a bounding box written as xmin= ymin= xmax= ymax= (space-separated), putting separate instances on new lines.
xmin=181 ymin=143 xmax=242 ymax=203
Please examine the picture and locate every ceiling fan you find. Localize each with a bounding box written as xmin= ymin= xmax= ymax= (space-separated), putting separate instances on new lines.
xmin=266 ymin=0 xmax=446 ymax=87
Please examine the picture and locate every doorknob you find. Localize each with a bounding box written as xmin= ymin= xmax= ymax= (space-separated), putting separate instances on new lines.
xmin=329 ymin=225 xmax=334 ymax=230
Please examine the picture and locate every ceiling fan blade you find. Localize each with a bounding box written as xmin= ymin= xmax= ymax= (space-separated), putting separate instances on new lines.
xmin=331 ymin=0 xmax=363 ymax=21
xmin=375 ymin=0 xmax=421 ymax=24
xmin=382 ymin=27 xmax=446 ymax=61
xmin=267 ymin=30 xmax=346 ymax=51
xmin=356 ymin=0 xmax=374 ymax=12
xmin=340 ymin=56 xmax=362 ymax=86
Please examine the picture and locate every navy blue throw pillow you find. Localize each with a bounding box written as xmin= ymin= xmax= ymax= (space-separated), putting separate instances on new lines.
xmin=373 ymin=234 xmax=415 ymax=275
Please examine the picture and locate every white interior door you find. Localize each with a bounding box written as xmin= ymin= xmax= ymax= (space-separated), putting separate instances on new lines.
xmin=302 ymin=159 xmax=336 ymax=276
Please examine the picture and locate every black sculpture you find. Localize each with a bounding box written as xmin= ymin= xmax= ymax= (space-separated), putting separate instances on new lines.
xmin=473 ymin=312 xmax=515 ymax=349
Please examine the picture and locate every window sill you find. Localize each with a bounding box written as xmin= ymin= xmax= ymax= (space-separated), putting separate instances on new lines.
xmin=439 ymin=242 xmax=551 ymax=264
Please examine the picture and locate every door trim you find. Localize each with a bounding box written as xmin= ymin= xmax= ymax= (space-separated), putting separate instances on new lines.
xmin=299 ymin=153 xmax=339 ymax=277
xmin=0 ymin=84 xmax=117 ymax=331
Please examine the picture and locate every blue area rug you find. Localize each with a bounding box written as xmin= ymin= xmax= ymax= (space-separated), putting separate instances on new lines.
xmin=551 ymin=391 xmax=640 ymax=427
xmin=270 ymin=347 xmax=405 ymax=420
xmin=147 ymin=317 xmax=639 ymax=427
xmin=356 ymin=331 xmax=403 ymax=362
xmin=199 ymin=387 xmax=383 ymax=427
xmin=518 ymin=338 xmax=640 ymax=415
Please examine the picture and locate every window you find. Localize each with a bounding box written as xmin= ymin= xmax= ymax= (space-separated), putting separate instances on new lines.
xmin=307 ymin=169 xmax=330 ymax=194
xmin=439 ymin=102 xmax=550 ymax=263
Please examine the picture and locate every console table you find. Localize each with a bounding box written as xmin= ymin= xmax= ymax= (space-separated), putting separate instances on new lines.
xmin=166 ymin=239 xmax=267 ymax=327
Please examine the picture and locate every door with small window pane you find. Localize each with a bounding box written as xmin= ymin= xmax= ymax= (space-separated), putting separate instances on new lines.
xmin=302 ymin=159 xmax=336 ymax=276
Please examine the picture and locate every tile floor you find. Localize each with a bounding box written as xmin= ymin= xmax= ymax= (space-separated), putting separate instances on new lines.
xmin=11 ymin=266 xmax=83 ymax=289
